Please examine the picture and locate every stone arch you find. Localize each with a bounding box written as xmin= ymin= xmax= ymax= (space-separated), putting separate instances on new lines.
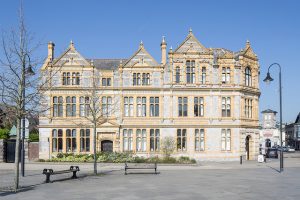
xmin=245 ymin=135 xmax=254 ymax=160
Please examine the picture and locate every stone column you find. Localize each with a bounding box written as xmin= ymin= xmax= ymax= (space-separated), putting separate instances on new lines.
xmin=0 ymin=139 xmax=5 ymax=162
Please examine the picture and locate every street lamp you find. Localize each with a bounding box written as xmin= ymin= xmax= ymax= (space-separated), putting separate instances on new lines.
xmin=263 ymin=62 xmax=283 ymax=172
xmin=21 ymin=53 xmax=35 ymax=177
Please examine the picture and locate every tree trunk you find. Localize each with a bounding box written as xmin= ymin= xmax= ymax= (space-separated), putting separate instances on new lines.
xmin=14 ymin=118 xmax=21 ymax=192
xmin=93 ymin=122 xmax=97 ymax=175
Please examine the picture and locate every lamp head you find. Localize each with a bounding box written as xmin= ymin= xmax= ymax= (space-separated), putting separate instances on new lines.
xmin=263 ymin=72 xmax=273 ymax=84
xmin=26 ymin=65 xmax=35 ymax=76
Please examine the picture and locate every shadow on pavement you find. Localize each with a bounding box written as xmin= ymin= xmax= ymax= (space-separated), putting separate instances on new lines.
xmin=0 ymin=184 xmax=39 ymax=197
xmin=266 ymin=165 xmax=281 ymax=173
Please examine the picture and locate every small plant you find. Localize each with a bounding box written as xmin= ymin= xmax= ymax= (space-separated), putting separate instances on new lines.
xmin=29 ymin=129 xmax=39 ymax=142
xmin=0 ymin=128 xmax=10 ymax=139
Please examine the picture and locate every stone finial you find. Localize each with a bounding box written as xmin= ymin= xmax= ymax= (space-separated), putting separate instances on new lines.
xmin=161 ymin=36 xmax=167 ymax=45
xmin=70 ymin=40 xmax=75 ymax=49
xmin=246 ymin=39 xmax=251 ymax=48
xmin=91 ymin=59 xmax=94 ymax=66
xmin=189 ymin=27 xmax=193 ymax=34
xmin=169 ymin=46 xmax=173 ymax=52
xmin=140 ymin=40 xmax=144 ymax=48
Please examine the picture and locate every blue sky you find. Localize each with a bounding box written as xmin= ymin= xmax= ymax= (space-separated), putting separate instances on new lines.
xmin=0 ymin=0 xmax=299 ymax=123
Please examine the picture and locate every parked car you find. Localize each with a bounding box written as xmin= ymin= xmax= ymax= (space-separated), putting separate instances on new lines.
xmin=266 ymin=148 xmax=278 ymax=158
xmin=287 ymin=146 xmax=295 ymax=152
xmin=274 ymin=146 xmax=289 ymax=152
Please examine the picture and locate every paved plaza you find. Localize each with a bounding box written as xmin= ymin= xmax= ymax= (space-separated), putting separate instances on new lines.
xmin=0 ymin=154 xmax=300 ymax=200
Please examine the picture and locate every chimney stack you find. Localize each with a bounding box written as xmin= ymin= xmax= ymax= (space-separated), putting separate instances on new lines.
xmin=48 ymin=41 xmax=55 ymax=61
xmin=160 ymin=36 xmax=167 ymax=65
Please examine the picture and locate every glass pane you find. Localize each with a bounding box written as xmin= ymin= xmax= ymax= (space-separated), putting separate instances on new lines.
xmin=155 ymin=129 xmax=160 ymax=137
xmin=86 ymin=139 xmax=90 ymax=151
xmin=150 ymin=129 xmax=154 ymax=136
xmin=72 ymin=129 xmax=76 ymax=137
xmin=58 ymin=129 xmax=63 ymax=137
xmin=150 ymin=97 xmax=154 ymax=103
xmin=66 ymin=129 xmax=71 ymax=137
xmin=136 ymin=129 xmax=141 ymax=137
xmin=52 ymin=129 xmax=57 ymax=137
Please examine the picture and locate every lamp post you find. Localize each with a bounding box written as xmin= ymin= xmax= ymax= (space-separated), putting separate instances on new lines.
xmin=21 ymin=53 xmax=35 ymax=177
xmin=263 ymin=63 xmax=283 ymax=172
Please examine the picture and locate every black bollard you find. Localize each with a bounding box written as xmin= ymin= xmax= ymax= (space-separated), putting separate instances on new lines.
xmin=240 ymin=155 xmax=242 ymax=165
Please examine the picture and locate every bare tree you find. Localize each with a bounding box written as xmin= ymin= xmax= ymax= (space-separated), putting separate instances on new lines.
xmin=0 ymin=3 xmax=63 ymax=191
xmin=160 ymin=136 xmax=176 ymax=158
xmin=66 ymin=66 xmax=120 ymax=175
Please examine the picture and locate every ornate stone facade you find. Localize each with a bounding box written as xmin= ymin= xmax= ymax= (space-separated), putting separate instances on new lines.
xmin=39 ymin=30 xmax=260 ymax=161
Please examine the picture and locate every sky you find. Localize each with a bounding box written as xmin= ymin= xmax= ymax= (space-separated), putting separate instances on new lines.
xmin=0 ymin=0 xmax=299 ymax=123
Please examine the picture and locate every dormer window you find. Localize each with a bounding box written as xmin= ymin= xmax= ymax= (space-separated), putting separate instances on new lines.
xmin=62 ymin=72 xmax=80 ymax=85
xmin=102 ymin=78 xmax=111 ymax=86
xmin=222 ymin=67 xmax=230 ymax=84
xmin=133 ymin=73 xmax=150 ymax=86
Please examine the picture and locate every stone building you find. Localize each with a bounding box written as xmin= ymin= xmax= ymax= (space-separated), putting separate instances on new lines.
xmin=259 ymin=109 xmax=282 ymax=152
xmin=285 ymin=112 xmax=300 ymax=149
xmin=39 ymin=30 xmax=260 ymax=161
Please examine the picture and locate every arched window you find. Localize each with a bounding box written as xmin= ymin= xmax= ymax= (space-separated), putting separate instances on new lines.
xmin=80 ymin=129 xmax=90 ymax=152
xmin=66 ymin=72 xmax=71 ymax=85
xmin=175 ymin=67 xmax=180 ymax=83
xmin=52 ymin=129 xmax=58 ymax=152
xmin=66 ymin=129 xmax=77 ymax=152
xmin=136 ymin=129 xmax=147 ymax=152
xmin=150 ymin=129 xmax=160 ymax=151
xmin=76 ymin=72 xmax=80 ymax=85
xmin=57 ymin=129 xmax=63 ymax=152
xmin=177 ymin=129 xmax=187 ymax=151
xmin=245 ymin=67 xmax=252 ymax=86
xmin=62 ymin=72 xmax=67 ymax=85
xmin=123 ymin=129 xmax=133 ymax=151
xmin=72 ymin=72 xmax=76 ymax=85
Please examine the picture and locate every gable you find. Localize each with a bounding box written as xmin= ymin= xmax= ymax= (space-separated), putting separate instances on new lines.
xmin=175 ymin=32 xmax=208 ymax=53
xmin=53 ymin=47 xmax=90 ymax=67
xmin=123 ymin=44 xmax=159 ymax=68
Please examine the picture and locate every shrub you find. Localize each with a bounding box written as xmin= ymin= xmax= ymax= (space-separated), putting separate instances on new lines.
xmin=49 ymin=152 xmax=196 ymax=164
xmin=29 ymin=131 xmax=39 ymax=142
xmin=0 ymin=128 xmax=10 ymax=139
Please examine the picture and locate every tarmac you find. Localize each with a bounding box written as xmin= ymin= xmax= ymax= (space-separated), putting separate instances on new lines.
xmin=0 ymin=152 xmax=300 ymax=200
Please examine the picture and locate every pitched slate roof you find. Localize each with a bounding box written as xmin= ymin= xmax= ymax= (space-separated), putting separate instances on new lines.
xmin=295 ymin=112 xmax=300 ymax=124
xmin=86 ymin=59 xmax=127 ymax=70
xmin=261 ymin=109 xmax=278 ymax=114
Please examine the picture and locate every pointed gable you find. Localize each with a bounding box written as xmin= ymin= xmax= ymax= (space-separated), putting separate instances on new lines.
xmin=175 ymin=30 xmax=208 ymax=53
xmin=53 ymin=41 xmax=90 ymax=67
xmin=123 ymin=42 xmax=159 ymax=68
xmin=241 ymin=40 xmax=258 ymax=60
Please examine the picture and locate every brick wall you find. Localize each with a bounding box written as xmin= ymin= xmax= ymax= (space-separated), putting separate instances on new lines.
xmin=28 ymin=142 xmax=39 ymax=161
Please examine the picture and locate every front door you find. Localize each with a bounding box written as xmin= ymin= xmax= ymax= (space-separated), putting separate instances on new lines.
xmin=101 ymin=140 xmax=113 ymax=152
xmin=245 ymin=136 xmax=250 ymax=160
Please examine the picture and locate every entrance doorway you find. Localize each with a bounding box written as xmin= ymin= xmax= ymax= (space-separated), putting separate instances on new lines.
xmin=265 ymin=139 xmax=271 ymax=148
xmin=101 ymin=140 xmax=113 ymax=152
xmin=245 ymin=135 xmax=251 ymax=160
